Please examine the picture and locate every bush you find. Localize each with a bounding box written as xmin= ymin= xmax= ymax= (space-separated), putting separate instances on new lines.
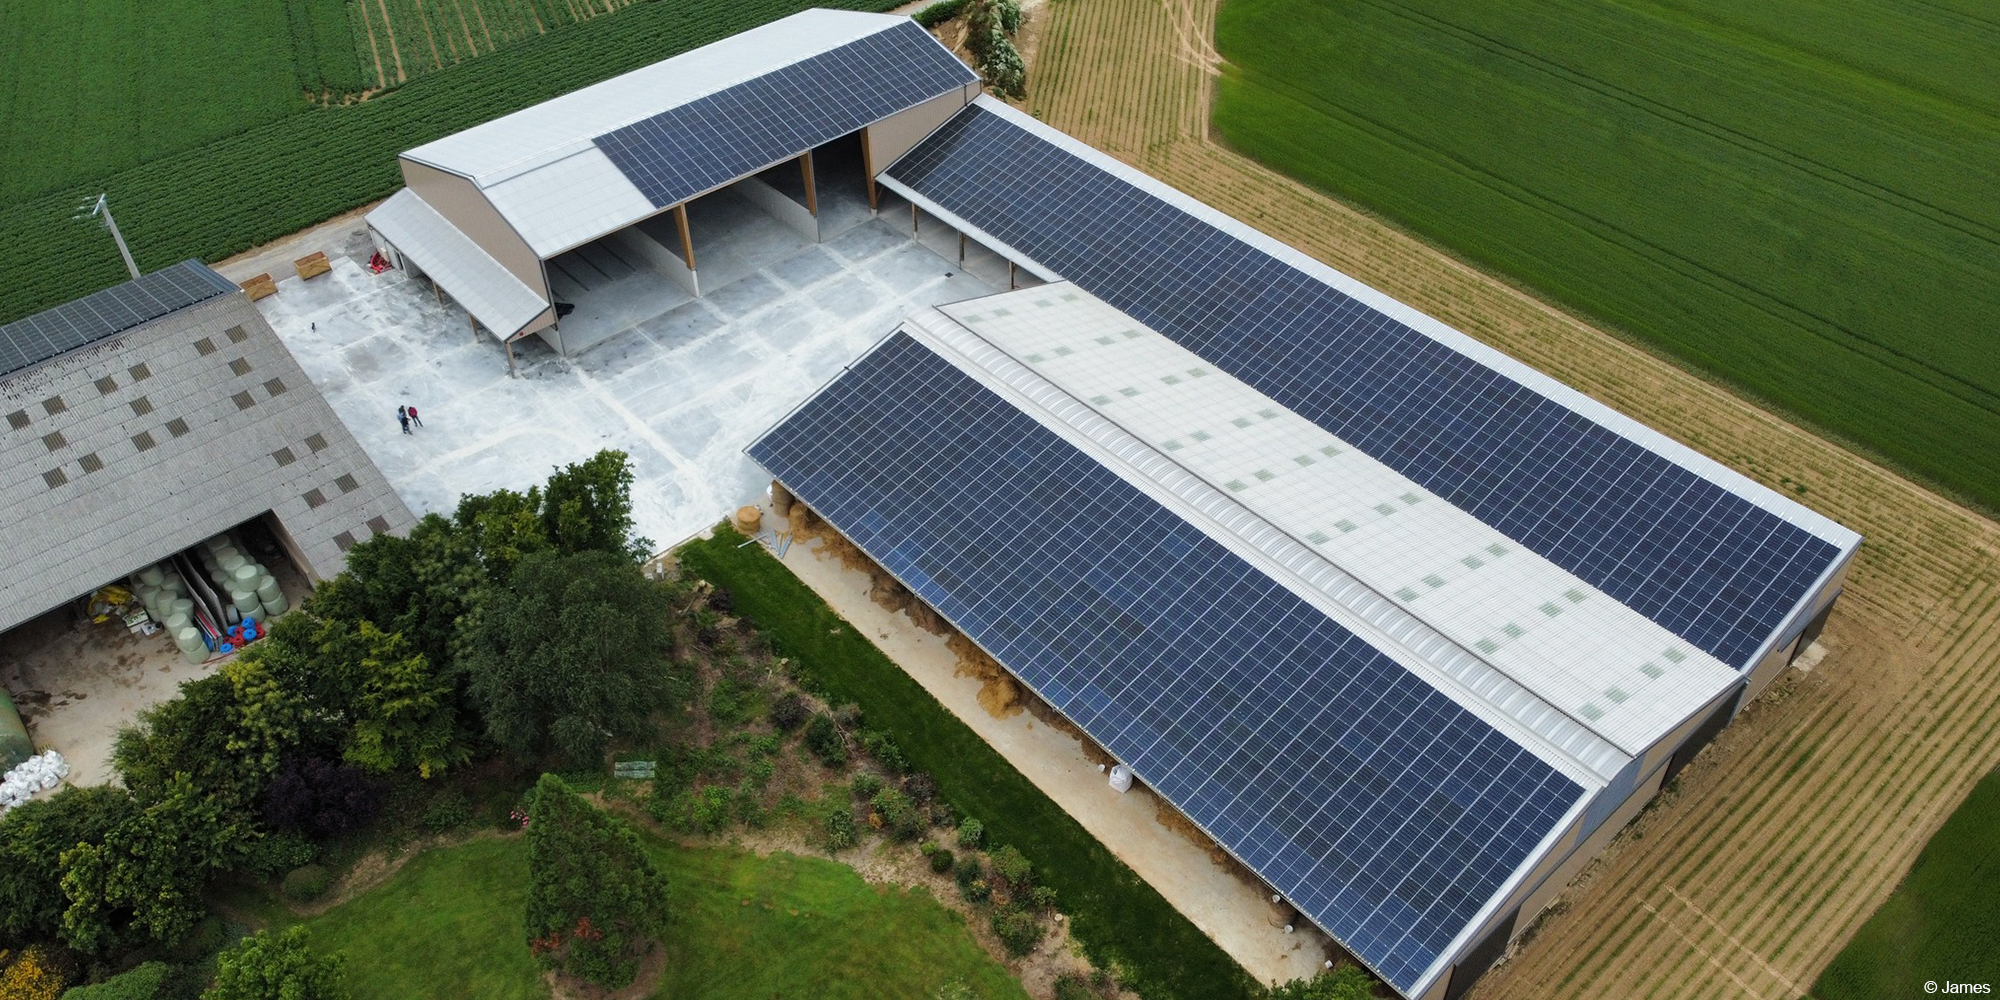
xmin=905 ymin=772 xmax=938 ymax=803
xmin=833 ymin=703 xmax=864 ymax=730
xmin=207 ymin=926 xmax=346 ymax=1000
xmin=953 ymin=854 xmax=983 ymax=888
xmin=956 ymin=817 xmax=984 ymax=850
xmin=929 ymin=847 xmax=956 ymax=874
xmin=871 ymin=788 xmax=926 ymax=841
xmin=60 ymin=961 xmax=201 ymax=1000
xmin=422 ymin=790 xmax=474 ymax=835
xmin=1052 ymin=973 xmax=1098 ymax=1000
xmin=913 ymin=0 xmax=966 ymax=28
xmin=822 ymin=803 xmax=857 ymax=854
xmin=803 ymin=715 xmax=847 ymax=769
xmin=280 ymin=864 xmax=333 ymax=904
xmin=244 ymin=830 xmax=320 ymax=880
xmin=706 ymin=586 xmax=734 ymax=614
xmin=991 ymin=906 xmax=1044 ymax=957
xmin=0 ymin=942 xmax=75 ymax=999
xmin=262 ymin=758 xmax=380 ymax=839
xmin=860 ymin=731 xmax=908 ymax=773
xmin=708 ymin=678 xmax=750 ymax=726
xmin=653 ymin=786 xmax=734 ymax=835
xmin=961 ymin=877 xmax=991 ymax=904
xmin=929 ymin=800 xmax=957 ymax=828
xmin=1030 ymin=885 xmax=1059 ymax=911
xmin=1268 ymin=965 xmax=1376 ymax=1000
xmin=851 ymin=773 xmax=884 ymax=799
xmin=768 ymin=692 xmax=808 ymax=732
xmin=746 ymin=756 xmax=776 ymax=788
xmin=989 ymin=844 xmax=1033 ymax=894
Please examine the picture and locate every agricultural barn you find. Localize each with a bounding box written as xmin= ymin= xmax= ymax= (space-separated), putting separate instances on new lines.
xmin=750 ymin=97 xmax=1861 ymax=999
xmin=364 ymin=8 xmax=980 ymax=368
xmin=0 ymin=261 xmax=413 ymax=637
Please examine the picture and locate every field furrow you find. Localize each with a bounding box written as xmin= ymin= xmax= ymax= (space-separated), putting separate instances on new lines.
xmin=1024 ymin=1 xmax=2000 ymax=996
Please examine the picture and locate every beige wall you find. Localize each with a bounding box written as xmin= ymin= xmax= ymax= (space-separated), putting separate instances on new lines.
xmin=865 ymin=85 xmax=979 ymax=174
xmin=399 ymin=159 xmax=550 ymax=301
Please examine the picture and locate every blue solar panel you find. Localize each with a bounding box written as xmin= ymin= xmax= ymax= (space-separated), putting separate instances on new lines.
xmin=595 ymin=20 xmax=975 ymax=209
xmin=0 ymin=260 xmax=236 ymax=379
xmin=884 ymin=104 xmax=1840 ymax=669
xmin=751 ymin=332 xmax=1583 ymax=993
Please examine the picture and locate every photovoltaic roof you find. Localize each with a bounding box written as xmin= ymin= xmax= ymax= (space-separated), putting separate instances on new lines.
xmin=595 ymin=19 xmax=975 ymax=210
xmin=0 ymin=260 xmax=236 ymax=380
xmin=751 ymin=331 xmax=1585 ymax=994
xmin=882 ymin=99 xmax=1847 ymax=670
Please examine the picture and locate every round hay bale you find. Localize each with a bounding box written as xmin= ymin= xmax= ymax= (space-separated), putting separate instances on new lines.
xmin=733 ymin=505 xmax=762 ymax=535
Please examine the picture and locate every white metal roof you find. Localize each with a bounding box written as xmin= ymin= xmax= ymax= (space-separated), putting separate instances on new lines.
xmin=481 ymin=148 xmax=658 ymax=259
xmin=365 ymin=189 xmax=548 ymax=339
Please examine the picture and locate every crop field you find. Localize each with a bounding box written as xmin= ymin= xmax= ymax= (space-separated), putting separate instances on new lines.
xmin=1812 ymin=766 xmax=2000 ymax=999
xmin=355 ymin=0 xmax=647 ymax=88
xmin=0 ymin=0 xmax=896 ymax=326
xmin=1206 ymin=0 xmax=2000 ymax=514
xmin=1028 ymin=0 xmax=2000 ymax=997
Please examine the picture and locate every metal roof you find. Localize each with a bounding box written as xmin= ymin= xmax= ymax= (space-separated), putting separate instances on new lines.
xmin=365 ymin=189 xmax=549 ymax=339
xmin=0 ymin=261 xmax=236 ymax=381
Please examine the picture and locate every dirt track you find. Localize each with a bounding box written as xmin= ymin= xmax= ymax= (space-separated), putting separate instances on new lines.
xmin=1025 ymin=1 xmax=2000 ymax=996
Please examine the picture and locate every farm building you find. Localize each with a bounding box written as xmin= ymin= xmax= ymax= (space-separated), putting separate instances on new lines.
xmin=364 ymin=8 xmax=981 ymax=368
xmin=0 ymin=260 xmax=413 ymax=639
xmin=748 ymin=97 xmax=1862 ymax=999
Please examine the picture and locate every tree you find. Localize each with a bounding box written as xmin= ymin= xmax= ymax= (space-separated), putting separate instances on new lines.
xmin=261 ymin=758 xmax=380 ymax=839
xmin=964 ymin=0 xmax=1026 ymax=99
xmin=453 ymin=486 xmax=548 ymax=582
xmin=461 ymin=550 xmax=678 ymax=763
xmin=112 ymin=674 xmax=265 ymax=812
xmin=312 ymin=514 xmax=482 ymax=676
xmin=60 ymin=775 xmax=250 ymax=954
xmin=525 ymin=775 xmax=670 ymax=988
xmin=204 ymin=927 xmax=348 ymax=1000
xmin=329 ymin=621 xmax=464 ymax=777
xmin=0 ymin=785 xmax=136 ymax=944
xmin=540 ymin=450 xmax=647 ymax=560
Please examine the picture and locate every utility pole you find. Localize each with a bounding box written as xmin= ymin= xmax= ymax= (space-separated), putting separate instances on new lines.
xmin=74 ymin=194 xmax=139 ymax=280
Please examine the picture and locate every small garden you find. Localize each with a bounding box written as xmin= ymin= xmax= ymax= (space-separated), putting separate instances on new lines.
xmin=0 ymin=451 xmax=1372 ymax=1000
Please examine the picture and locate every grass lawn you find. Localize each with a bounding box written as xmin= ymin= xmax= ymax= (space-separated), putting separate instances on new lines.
xmin=677 ymin=527 xmax=1262 ymax=1000
xmin=1811 ymin=768 xmax=2000 ymax=999
xmin=1211 ymin=0 xmax=2000 ymax=512
xmin=267 ymin=832 xmax=1031 ymax=1000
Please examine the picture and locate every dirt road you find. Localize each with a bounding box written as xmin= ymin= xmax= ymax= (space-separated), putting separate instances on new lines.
xmin=1023 ymin=1 xmax=2000 ymax=996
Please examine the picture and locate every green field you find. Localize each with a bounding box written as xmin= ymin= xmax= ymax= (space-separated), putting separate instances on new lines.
xmin=1211 ymin=0 xmax=2000 ymax=511
xmin=279 ymin=834 xmax=1031 ymax=999
xmin=0 ymin=0 xmax=894 ymax=326
xmin=1812 ymin=768 xmax=2000 ymax=999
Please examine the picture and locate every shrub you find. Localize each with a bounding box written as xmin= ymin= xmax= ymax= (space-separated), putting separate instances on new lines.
xmin=1052 ymin=973 xmax=1098 ymax=1000
xmin=833 ymin=704 xmax=864 ymax=730
xmin=961 ymin=877 xmax=991 ymax=904
xmin=244 ymin=830 xmax=320 ymax=880
xmin=59 ymin=961 xmax=200 ymax=1000
xmin=904 ymin=772 xmax=938 ymax=803
xmin=991 ymin=906 xmax=1043 ymax=957
xmin=653 ymin=786 xmax=734 ymax=835
xmin=767 ymin=692 xmax=808 ymax=732
xmin=929 ymin=800 xmax=957 ymax=828
xmin=280 ymin=864 xmax=333 ymax=904
xmin=706 ymin=586 xmax=734 ymax=613
xmin=0 ymin=942 xmax=75 ymax=999
xmin=860 ymin=731 xmax=908 ymax=773
xmin=734 ymin=786 xmax=767 ymax=829
xmin=956 ymin=817 xmax=984 ymax=850
xmin=851 ymin=773 xmax=884 ymax=799
xmin=206 ymin=927 xmax=346 ymax=1000
xmin=803 ymin=715 xmax=847 ymax=769
xmin=746 ymin=733 xmax=781 ymax=758
xmin=822 ymin=804 xmax=857 ymax=854
xmin=746 ymin=756 xmax=776 ymax=788
xmin=871 ymin=788 xmax=926 ymax=841
xmin=422 ymin=790 xmax=474 ymax=835
xmin=262 ymin=758 xmax=379 ymax=839
xmin=1030 ymin=885 xmax=1058 ymax=911
xmin=1268 ymin=965 xmax=1376 ymax=1000
xmin=708 ymin=678 xmax=750 ymax=725
xmin=913 ymin=0 xmax=966 ymax=28
xmin=989 ymin=844 xmax=1033 ymax=894
xmin=526 ymin=775 xmax=671 ymax=989
xmin=929 ymin=847 xmax=956 ymax=874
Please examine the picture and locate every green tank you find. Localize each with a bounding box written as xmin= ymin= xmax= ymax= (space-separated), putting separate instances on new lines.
xmin=0 ymin=687 xmax=31 ymax=771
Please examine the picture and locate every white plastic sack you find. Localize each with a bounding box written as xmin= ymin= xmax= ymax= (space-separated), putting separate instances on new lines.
xmin=0 ymin=751 xmax=70 ymax=813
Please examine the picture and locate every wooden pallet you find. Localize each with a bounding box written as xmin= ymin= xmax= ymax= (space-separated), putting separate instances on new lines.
xmin=294 ymin=251 xmax=331 ymax=280
xmin=239 ymin=273 xmax=278 ymax=300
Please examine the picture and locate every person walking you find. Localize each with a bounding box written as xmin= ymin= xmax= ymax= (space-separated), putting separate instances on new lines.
xmin=397 ymin=406 xmax=411 ymax=435
xmin=407 ymin=404 xmax=422 ymax=428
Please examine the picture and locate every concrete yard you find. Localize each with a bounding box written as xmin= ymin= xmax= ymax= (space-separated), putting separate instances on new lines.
xmin=247 ymin=182 xmax=1016 ymax=552
xmin=762 ymin=520 xmax=1328 ymax=988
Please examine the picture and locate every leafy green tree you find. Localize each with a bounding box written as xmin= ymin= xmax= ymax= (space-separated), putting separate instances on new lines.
xmin=113 ymin=674 xmax=266 ymax=814
xmin=204 ymin=926 xmax=348 ymax=1000
xmin=1268 ymin=965 xmax=1376 ymax=1000
xmin=525 ymin=774 xmax=670 ymax=987
xmin=313 ymin=514 xmax=482 ymax=676
xmin=0 ymin=785 xmax=136 ymax=944
xmin=453 ymin=486 xmax=549 ymax=581
xmin=461 ymin=550 xmax=677 ymax=763
xmin=541 ymin=450 xmax=648 ymax=560
xmin=60 ymin=774 xmax=251 ymax=954
xmin=337 ymin=621 xmax=465 ymax=777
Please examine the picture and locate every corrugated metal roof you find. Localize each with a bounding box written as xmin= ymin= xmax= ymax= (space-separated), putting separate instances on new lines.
xmin=365 ymin=189 xmax=548 ymax=339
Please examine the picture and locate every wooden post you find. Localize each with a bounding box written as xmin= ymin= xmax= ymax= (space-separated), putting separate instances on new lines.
xmin=958 ymin=232 xmax=966 ymax=263
xmin=674 ymin=203 xmax=696 ymax=271
xmin=799 ymin=151 xmax=818 ymax=217
xmin=469 ymin=311 xmax=479 ymax=344
xmin=1009 ymin=260 xmax=1017 ymax=290
xmin=861 ymin=128 xmax=880 ymax=212
xmin=431 ymin=276 xmax=442 ymax=305
xmin=912 ymin=203 xmax=919 ymax=235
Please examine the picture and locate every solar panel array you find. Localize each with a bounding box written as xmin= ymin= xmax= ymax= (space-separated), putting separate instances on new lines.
xmin=887 ymin=105 xmax=1839 ymax=669
xmin=0 ymin=260 xmax=237 ymax=380
xmin=751 ymin=332 xmax=1583 ymax=993
xmin=595 ymin=20 xmax=975 ymax=210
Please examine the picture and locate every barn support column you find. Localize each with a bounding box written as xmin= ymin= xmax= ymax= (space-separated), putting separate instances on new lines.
xmin=503 ymin=336 xmax=518 ymax=378
xmin=800 ymin=151 xmax=818 ymax=217
xmin=675 ymin=203 xmax=697 ymax=272
xmin=861 ymin=130 xmax=880 ymax=212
